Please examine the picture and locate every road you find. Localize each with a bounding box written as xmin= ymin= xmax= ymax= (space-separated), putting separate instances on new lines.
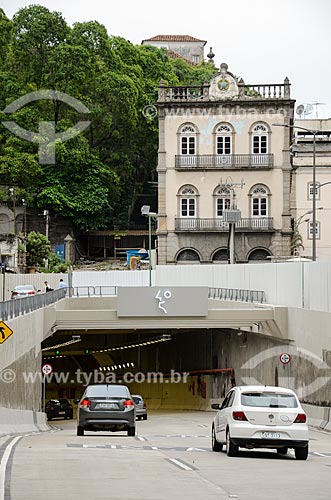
xmin=2 ymin=411 xmax=331 ymax=500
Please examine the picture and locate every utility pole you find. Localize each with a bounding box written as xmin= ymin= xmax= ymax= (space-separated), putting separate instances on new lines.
xmin=44 ymin=210 xmax=49 ymax=270
xmin=220 ymin=178 xmax=244 ymax=264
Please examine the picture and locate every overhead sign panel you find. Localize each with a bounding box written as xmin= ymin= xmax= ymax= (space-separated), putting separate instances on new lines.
xmin=117 ymin=287 xmax=208 ymax=317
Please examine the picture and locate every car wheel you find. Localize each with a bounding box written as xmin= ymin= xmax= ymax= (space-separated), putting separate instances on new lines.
xmin=143 ymin=415 xmax=147 ymax=421
xmin=127 ymin=426 xmax=136 ymax=437
xmin=277 ymin=447 xmax=288 ymax=455
xmin=47 ymin=416 xmax=52 ymax=421
xmin=212 ymin=425 xmax=223 ymax=452
xmin=226 ymin=430 xmax=239 ymax=457
xmin=295 ymin=446 xmax=308 ymax=460
xmin=77 ymin=426 xmax=84 ymax=436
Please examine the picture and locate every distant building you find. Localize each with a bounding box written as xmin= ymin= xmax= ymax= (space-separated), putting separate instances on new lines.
xmin=155 ymin=62 xmax=294 ymax=264
xmin=292 ymin=119 xmax=331 ymax=259
xmin=141 ymin=35 xmax=207 ymax=65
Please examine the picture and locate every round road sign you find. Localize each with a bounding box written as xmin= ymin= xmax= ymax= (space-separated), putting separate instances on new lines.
xmin=42 ymin=363 xmax=53 ymax=376
xmin=280 ymin=353 xmax=291 ymax=365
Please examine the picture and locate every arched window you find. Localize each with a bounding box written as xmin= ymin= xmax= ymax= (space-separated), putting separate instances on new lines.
xmin=213 ymin=186 xmax=231 ymax=218
xmin=215 ymin=124 xmax=233 ymax=155
xmin=252 ymin=123 xmax=269 ymax=154
xmin=248 ymin=248 xmax=271 ymax=261
xmin=178 ymin=185 xmax=198 ymax=218
xmin=179 ymin=124 xmax=197 ymax=155
xmin=177 ymin=248 xmax=200 ymax=262
xmin=250 ymin=184 xmax=270 ymax=218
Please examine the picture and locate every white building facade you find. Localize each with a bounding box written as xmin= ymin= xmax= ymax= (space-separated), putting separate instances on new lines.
xmin=156 ymin=63 xmax=295 ymax=264
xmin=292 ymin=119 xmax=331 ymax=260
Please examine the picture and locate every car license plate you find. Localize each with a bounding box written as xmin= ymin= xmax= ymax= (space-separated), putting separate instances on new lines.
xmin=261 ymin=432 xmax=281 ymax=439
xmin=58 ymin=411 xmax=65 ymax=415
xmin=98 ymin=403 xmax=117 ymax=409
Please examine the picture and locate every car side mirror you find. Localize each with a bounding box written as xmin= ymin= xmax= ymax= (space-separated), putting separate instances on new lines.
xmin=211 ymin=403 xmax=220 ymax=410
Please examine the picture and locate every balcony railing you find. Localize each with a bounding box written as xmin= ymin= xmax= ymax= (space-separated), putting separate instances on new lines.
xmin=175 ymin=218 xmax=274 ymax=232
xmin=175 ymin=154 xmax=273 ymax=169
xmin=158 ymin=79 xmax=290 ymax=102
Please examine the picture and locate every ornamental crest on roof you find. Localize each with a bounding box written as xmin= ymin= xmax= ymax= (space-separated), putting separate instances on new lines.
xmin=209 ymin=63 xmax=240 ymax=100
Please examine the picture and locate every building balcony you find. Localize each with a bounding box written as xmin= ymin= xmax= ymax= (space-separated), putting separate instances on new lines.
xmin=174 ymin=217 xmax=275 ymax=232
xmin=175 ymin=154 xmax=274 ymax=170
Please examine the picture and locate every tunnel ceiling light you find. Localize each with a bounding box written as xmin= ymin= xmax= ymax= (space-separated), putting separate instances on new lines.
xmin=90 ymin=334 xmax=172 ymax=355
xmin=42 ymin=337 xmax=82 ymax=352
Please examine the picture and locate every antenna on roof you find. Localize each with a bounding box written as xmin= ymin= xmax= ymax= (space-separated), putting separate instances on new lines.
xmin=311 ymin=102 xmax=326 ymax=118
xmin=296 ymin=103 xmax=313 ymax=119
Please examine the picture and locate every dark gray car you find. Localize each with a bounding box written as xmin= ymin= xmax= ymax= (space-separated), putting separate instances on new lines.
xmin=76 ymin=384 xmax=136 ymax=436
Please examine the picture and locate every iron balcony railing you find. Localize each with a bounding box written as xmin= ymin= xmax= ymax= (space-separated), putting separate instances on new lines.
xmin=175 ymin=217 xmax=274 ymax=232
xmin=209 ymin=287 xmax=266 ymax=304
xmin=175 ymin=154 xmax=274 ymax=169
xmin=0 ymin=288 xmax=66 ymax=321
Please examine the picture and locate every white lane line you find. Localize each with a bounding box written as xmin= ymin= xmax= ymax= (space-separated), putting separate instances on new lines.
xmin=151 ymin=446 xmax=159 ymax=450
xmin=167 ymin=458 xmax=194 ymax=471
xmin=0 ymin=436 xmax=21 ymax=500
xmin=137 ymin=436 xmax=146 ymax=441
xmin=313 ymin=452 xmax=328 ymax=457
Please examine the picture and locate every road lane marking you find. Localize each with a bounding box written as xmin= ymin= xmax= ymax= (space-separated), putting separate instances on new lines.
xmin=136 ymin=436 xmax=146 ymax=441
xmin=167 ymin=458 xmax=196 ymax=471
xmin=0 ymin=436 xmax=22 ymax=500
xmin=312 ymin=452 xmax=328 ymax=457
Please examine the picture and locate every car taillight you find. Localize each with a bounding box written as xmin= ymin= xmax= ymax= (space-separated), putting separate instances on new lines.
xmin=143 ymin=404 xmax=147 ymax=409
xmin=79 ymin=399 xmax=91 ymax=408
xmin=124 ymin=399 xmax=134 ymax=407
xmin=294 ymin=413 xmax=307 ymax=423
xmin=12 ymin=292 xmax=18 ymax=296
xmin=28 ymin=291 xmax=35 ymax=295
xmin=232 ymin=411 xmax=248 ymax=421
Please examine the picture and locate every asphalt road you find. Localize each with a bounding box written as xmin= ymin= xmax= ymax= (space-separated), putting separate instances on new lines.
xmin=3 ymin=411 xmax=331 ymax=500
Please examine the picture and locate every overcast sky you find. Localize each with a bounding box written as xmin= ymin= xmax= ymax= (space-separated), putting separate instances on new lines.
xmin=2 ymin=0 xmax=331 ymax=118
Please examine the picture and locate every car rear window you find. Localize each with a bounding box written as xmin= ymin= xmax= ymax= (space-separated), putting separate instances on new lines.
xmin=241 ymin=392 xmax=298 ymax=408
xmin=85 ymin=385 xmax=130 ymax=397
xmin=132 ymin=396 xmax=142 ymax=404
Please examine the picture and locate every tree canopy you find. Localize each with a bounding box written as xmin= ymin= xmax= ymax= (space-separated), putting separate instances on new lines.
xmin=0 ymin=5 xmax=217 ymax=230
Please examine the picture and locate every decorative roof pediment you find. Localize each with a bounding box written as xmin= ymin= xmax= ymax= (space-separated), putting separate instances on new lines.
xmin=209 ymin=63 xmax=241 ymax=101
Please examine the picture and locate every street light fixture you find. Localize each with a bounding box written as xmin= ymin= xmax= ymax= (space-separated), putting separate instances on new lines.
xmin=141 ymin=205 xmax=157 ymax=287
xmin=272 ymin=123 xmax=319 ymax=261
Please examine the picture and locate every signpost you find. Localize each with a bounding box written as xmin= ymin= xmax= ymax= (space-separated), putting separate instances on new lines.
xmin=0 ymin=321 xmax=13 ymax=344
xmin=41 ymin=364 xmax=53 ymax=411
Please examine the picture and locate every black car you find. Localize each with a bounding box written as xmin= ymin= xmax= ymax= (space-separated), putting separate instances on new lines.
xmin=45 ymin=399 xmax=73 ymax=421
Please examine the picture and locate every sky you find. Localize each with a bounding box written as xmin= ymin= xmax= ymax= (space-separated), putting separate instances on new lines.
xmin=2 ymin=0 xmax=331 ymax=119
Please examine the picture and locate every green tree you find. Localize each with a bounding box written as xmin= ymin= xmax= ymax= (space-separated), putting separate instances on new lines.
xmin=26 ymin=231 xmax=51 ymax=268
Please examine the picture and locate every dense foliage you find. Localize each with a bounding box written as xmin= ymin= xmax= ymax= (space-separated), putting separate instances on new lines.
xmin=0 ymin=5 xmax=216 ymax=230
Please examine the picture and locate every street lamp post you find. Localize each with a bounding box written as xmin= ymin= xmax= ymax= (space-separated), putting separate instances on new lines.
xmin=272 ymin=123 xmax=319 ymax=261
xmin=141 ymin=205 xmax=157 ymax=287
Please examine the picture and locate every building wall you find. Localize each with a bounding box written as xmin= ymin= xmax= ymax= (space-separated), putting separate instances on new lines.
xmin=142 ymin=40 xmax=205 ymax=63
xmin=293 ymin=119 xmax=331 ymax=260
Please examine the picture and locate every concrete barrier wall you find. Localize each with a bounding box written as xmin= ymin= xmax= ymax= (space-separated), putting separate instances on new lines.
xmin=0 ymin=407 xmax=49 ymax=436
xmin=302 ymin=403 xmax=331 ymax=431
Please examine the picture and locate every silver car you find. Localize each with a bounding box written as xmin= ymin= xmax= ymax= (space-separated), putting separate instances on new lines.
xmin=76 ymin=384 xmax=136 ymax=436
xmin=132 ymin=394 xmax=147 ymax=420
xmin=11 ymin=284 xmax=39 ymax=299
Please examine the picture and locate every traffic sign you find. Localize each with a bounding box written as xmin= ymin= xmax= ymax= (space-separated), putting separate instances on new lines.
xmin=0 ymin=321 xmax=13 ymax=344
xmin=42 ymin=363 xmax=53 ymax=376
xmin=280 ymin=353 xmax=291 ymax=365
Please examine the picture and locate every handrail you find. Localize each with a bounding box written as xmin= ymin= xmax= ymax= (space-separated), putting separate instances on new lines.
xmin=208 ymin=287 xmax=266 ymax=303
xmin=0 ymin=288 xmax=66 ymax=321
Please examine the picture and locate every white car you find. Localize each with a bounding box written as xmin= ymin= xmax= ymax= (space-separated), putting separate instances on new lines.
xmin=211 ymin=385 xmax=309 ymax=460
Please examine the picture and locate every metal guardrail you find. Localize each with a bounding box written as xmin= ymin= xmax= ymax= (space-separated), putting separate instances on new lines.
xmin=209 ymin=287 xmax=266 ymax=304
xmin=68 ymin=286 xmax=117 ymax=297
xmin=0 ymin=286 xmax=266 ymax=319
xmin=0 ymin=288 xmax=67 ymax=321
xmin=70 ymin=286 xmax=265 ymax=304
